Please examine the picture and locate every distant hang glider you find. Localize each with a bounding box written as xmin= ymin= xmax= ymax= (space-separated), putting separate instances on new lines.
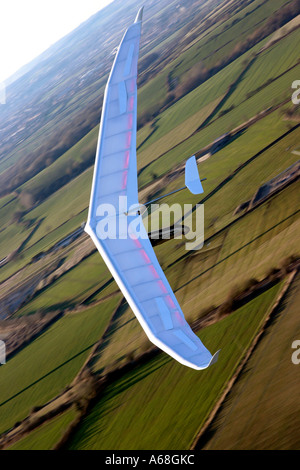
xmin=85 ymin=8 xmax=220 ymax=370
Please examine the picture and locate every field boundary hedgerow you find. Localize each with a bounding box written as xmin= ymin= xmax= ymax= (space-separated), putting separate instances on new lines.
xmin=191 ymin=268 xmax=298 ymax=450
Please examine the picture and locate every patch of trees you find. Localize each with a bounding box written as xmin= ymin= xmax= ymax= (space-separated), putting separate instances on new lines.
xmin=0 ymin=102 xmax=101 ymax=200
xmin=138 ymin=0 xmax=300 ymax=128
xmin=139 ymin=53 xmax=160 ymax=76
xmin=283 ymin=106 xmax=300 ymax=121
xmin=218 ymin=255 xmax=299 ymax=316
xmin=175 ymin=62 xmax=210 ymax=97
xmin=225 ymin=0 xmax=300 ymax=62
xmin=178 ymin=0 xmax=300 ymax=97
xmin=22 ymin=144 xmax=96 ymax=206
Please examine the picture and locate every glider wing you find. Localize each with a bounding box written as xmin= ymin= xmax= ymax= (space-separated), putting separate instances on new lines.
xmin=85 ymin=9 xmax=219 ymax=370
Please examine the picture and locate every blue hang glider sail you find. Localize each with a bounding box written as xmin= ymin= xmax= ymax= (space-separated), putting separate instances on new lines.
xmin=85 ymin=7 xmax=219 ymax=370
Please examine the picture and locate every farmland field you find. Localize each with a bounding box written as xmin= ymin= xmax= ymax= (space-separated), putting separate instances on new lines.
xmin=0 ymin=297 xmax=119 ymax=435
xmin=204 ymin=273 xmax=300 ymax=450
xmin=92 ymin=180 xmax=300 ymax=371
xmin=7 ymin=408 xmax=78 ymax=450
xmin=0 ymin=0 xmax=299 ymax=451
xmin=68 ymin=283 xmax=283 ymax=450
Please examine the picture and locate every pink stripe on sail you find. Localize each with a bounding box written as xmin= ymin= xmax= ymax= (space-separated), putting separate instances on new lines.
xmin=122 ymin=171 xmax=128 ymax=189
xmin=132 ymin=236 xmax=142 ymax=247
xmin=141 ymin=250 xmax=151 ymax=264
xmin=124 ymin=150 xmax=130 ymax=168
xmin=128 ymin=96 xmax=134 ymax=112
xmin=126 ymin=131 xmax=132 ymax=148
xmin=149 ymin=265 xmax=159 ymax=279
xmin=158 ymin=280 xmax=168 ymax=294
xmin=128 ymin=113 xmax=133 ymax=129
xmin=174 ymin=310 xmax=185 ymax=326
xmin=166 ymin=295 xmax=176 ymax=309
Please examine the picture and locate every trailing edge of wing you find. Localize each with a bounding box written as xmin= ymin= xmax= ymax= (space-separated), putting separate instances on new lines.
xmin=85 ymin=220 xmax=218 ymax=370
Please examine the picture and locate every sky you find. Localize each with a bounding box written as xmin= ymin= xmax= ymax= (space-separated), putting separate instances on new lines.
xmin=0 ymin=0 xmax=114 ymax=83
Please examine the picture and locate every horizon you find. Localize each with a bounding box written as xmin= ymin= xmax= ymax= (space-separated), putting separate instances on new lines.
xmin=0 ymin=0 xmax=114 ymax=83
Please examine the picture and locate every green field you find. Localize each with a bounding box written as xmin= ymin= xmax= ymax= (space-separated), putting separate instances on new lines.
xmin=0 ymin=297 xmax=119 ymax=435
xmin=204 ymin=273 xmax=300 ymax=450
xmin=16 ymin=251 xmax=111 ymax=315
xmin=68 ymin=283 xmax=283 ymax=450
xmin=93 ymin=180 xmax=300 ymax=371
xmin=137 ymin=0 xmax=293 ymax=119
xmin=7 ymin=408 xmax=78 ymax=450
xmin=147 ymin=110 xmax=300 ymax=234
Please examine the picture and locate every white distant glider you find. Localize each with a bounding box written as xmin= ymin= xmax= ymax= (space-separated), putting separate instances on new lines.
xmin=85 ymin=8 xmax=219 ymax=369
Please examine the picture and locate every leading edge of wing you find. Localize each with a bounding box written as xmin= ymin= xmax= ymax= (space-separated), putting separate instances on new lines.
xmin=87 ymin=13 xmax=142 ymax=222
xmin=85 ymin=222 xmax=219 ymax=370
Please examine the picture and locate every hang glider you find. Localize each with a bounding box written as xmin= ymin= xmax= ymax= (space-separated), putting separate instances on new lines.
xmin=85 ymin=7 xmax=219 ymax=370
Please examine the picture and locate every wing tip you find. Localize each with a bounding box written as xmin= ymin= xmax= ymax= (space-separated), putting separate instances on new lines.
xmin=209 ymin=349 xmax=221 ymax=367
xmin=84 ymin=221 xmax=93 ymax=237
xmin=135 ymin=6 xmax=144 ymax=23
xmin=193 ymin=349 xmax=220 ymax=370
